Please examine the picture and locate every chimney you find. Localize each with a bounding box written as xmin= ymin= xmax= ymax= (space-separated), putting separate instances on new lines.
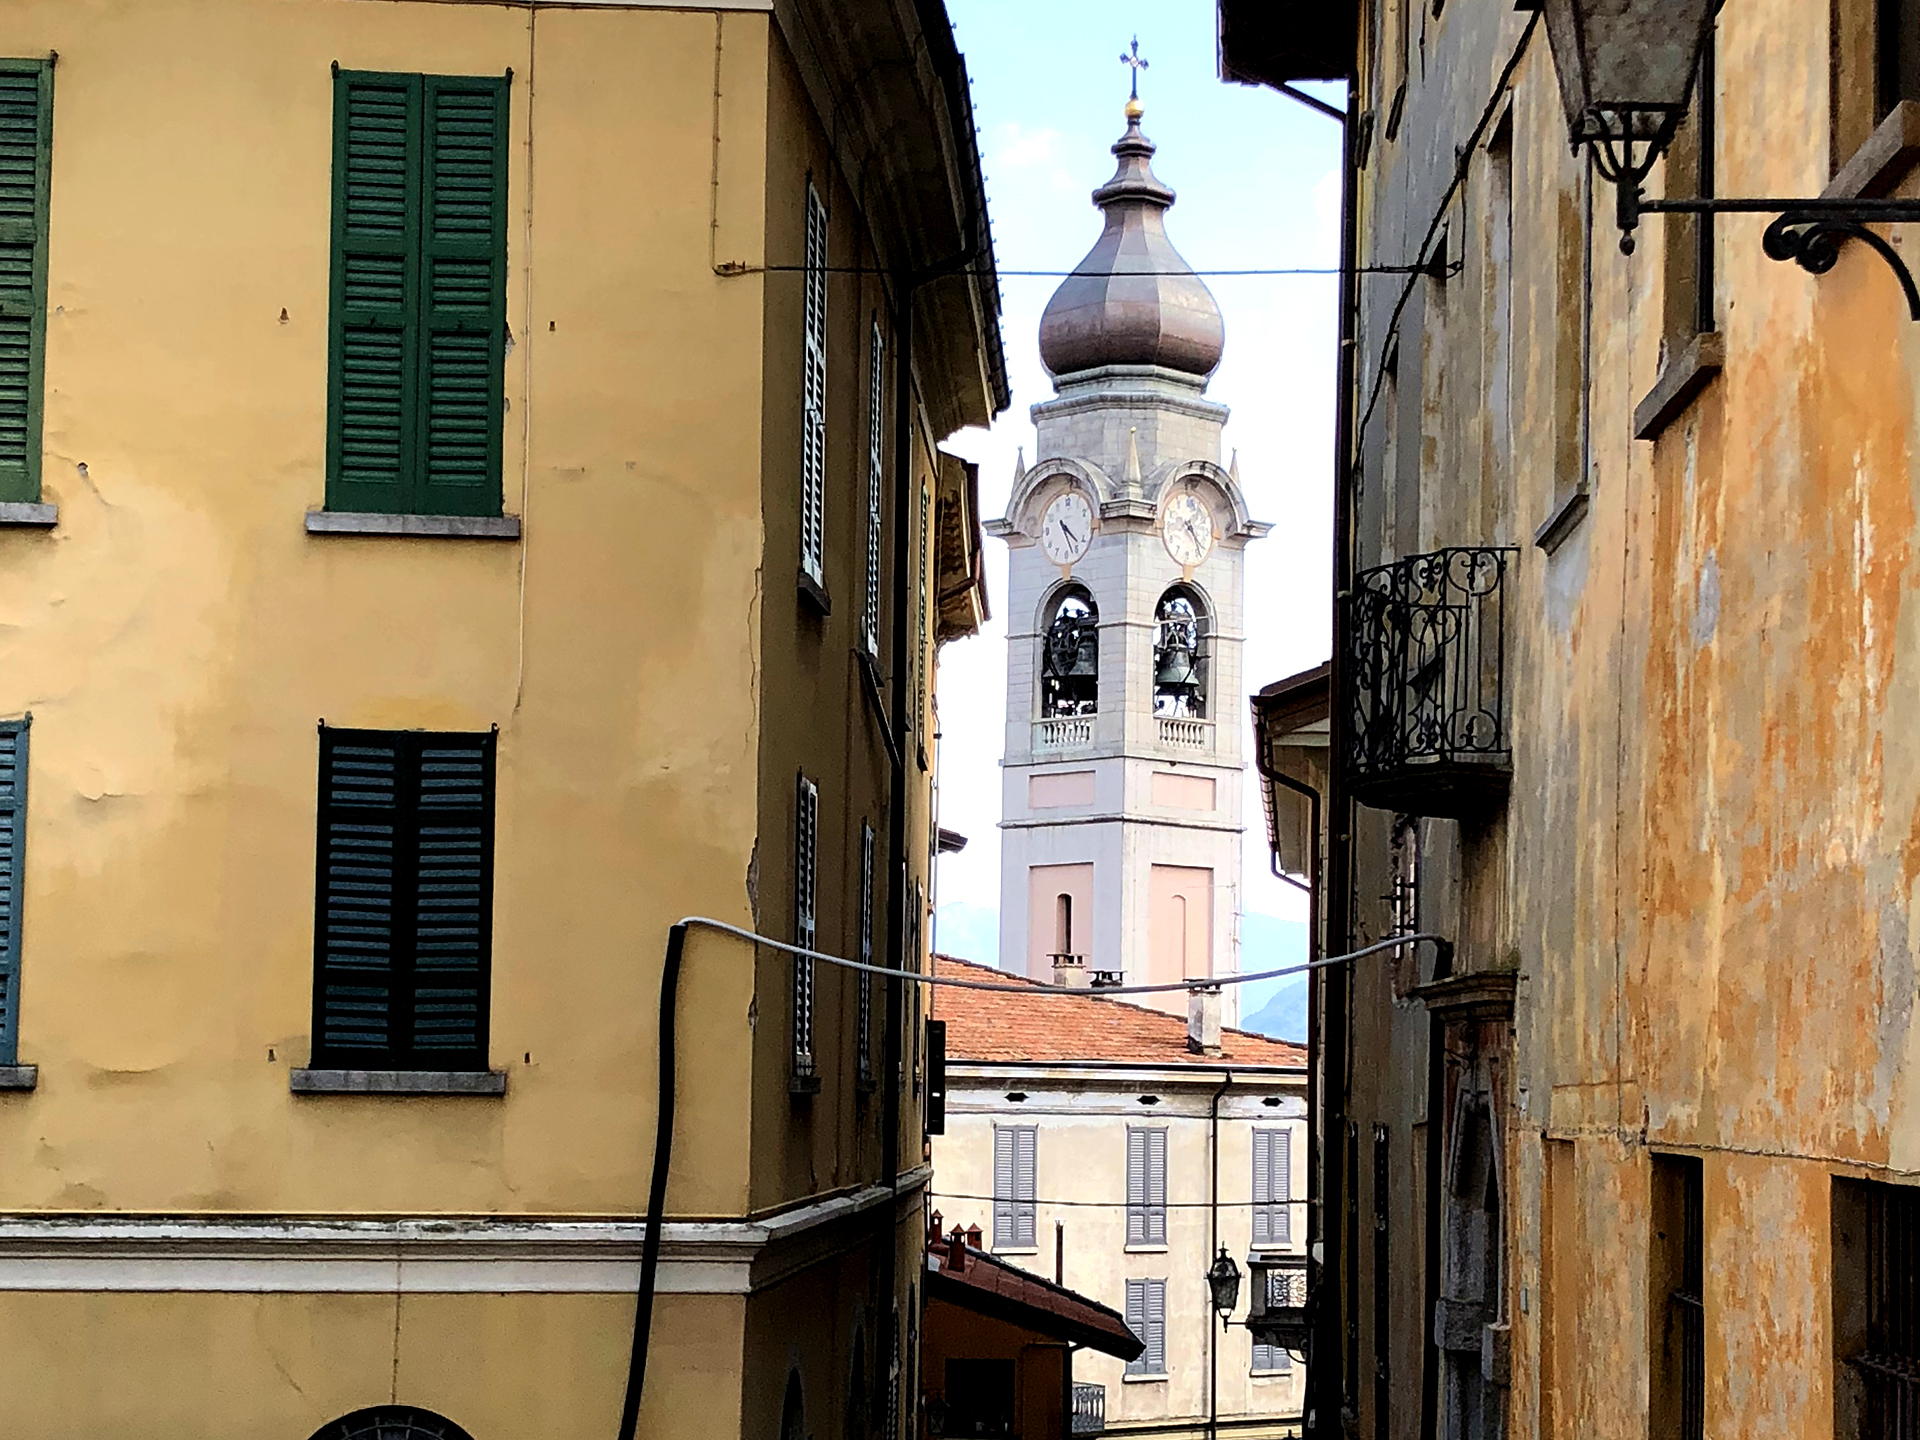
xmin=1051 ymin=952 xmax=1091 ymax=989
xmin=928 ymin=1209 xmax=944 ymax=1250
xmin=1187 ymin=985 xmax=1222 ymax=1056
xmin=965 ymin=1222 xmax=983 ymax=1249
xmin=947 ymin=1228 xmax=967 ymax=1272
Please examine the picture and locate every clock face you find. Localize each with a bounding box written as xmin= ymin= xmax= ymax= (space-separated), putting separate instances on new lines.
xmin=1040 ymin=491 xmax=1095 ymax=566
xmin=1163 ymin=491 xmax=1214 ymax=567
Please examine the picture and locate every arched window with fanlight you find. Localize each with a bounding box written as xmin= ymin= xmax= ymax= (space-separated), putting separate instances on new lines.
xmin=1040 ymin=586 xmax=1099 ymax=717
xmin=1152 ymin=587 xmax=1210 ymax=718
xmin=307 ymin=1409 xmax=476 ymax=1440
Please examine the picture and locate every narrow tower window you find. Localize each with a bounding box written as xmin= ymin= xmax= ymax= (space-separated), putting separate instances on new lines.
xmin=1152 ymin=588 xmax=1209 ymax=718
xmin=1055 ymin=893 xmax=1073 ymax=956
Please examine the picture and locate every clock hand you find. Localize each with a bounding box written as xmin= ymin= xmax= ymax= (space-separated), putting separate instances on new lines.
xmin=1062 ymin=524 xmax=1080 ymax=547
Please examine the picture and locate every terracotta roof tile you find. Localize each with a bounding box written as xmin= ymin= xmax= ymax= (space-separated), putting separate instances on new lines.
xmin=930 ymin=955 xmax=1305 ymax=1068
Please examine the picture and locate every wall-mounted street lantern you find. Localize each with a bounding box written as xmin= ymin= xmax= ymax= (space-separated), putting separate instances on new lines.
xmin=1542 ymin=0 xmax=1920 ymax=316
xmin=1206 ymin=1248 xmax=1242 ymax=1331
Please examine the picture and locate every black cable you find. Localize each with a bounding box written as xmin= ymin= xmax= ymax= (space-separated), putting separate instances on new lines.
xmin=619 ymin=920 xmax=685 ymax=1440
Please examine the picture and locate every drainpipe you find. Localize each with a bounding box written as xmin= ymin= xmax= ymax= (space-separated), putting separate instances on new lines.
xmin=1315 ymin=79 xmax=1360 ymax=1440
xmin=1209 ymin=1070 xmax=1234 ymax=1440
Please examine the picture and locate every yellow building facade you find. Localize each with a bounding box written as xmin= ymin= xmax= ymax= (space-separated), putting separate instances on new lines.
xmin=0 ymin=1 xmax=1003 ymax=1435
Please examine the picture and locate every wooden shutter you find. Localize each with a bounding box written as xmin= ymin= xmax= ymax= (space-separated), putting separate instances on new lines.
xmin=328 ymin=72 xmax=420 ymax=515
xmin=1127 ymin=1128 xmax=1148 ymax=1244
xmin=418 ymin=76 xmax=508 ymax=517
xmin=0 ymin=721 xmax=27 ymax=1063
xmin=1253 ymin=1337 xmax=1290 ymax=1372
xmin=313 ymin=727 xmax=494 ymax=1069
xmin=1145 ymin=1278 xmax=1167 ymax=1374
xmin=993 ymin=1126 xmax=1016 ymax=1247
xmin=864 ymin=320 xmax=884 ymax=654
xmin=792 ymin=774 xmax=817 ymax=1076
xmin=0 ymin=61 xmax=52 ymax=505
xmin=857 ymin=821 xmax=874 ymax=1086
xmin=800 ymin=180 xmax=828 ymax=583
xmin=1014 ymin=1124 xmax=1037 ymax=1246
xmin=1126 ymin=1278 xmax=1166 ymax=1376
xmin=1125 ymin=1280 xmax=1146 ymax=1372
xmin=1146 ymin=1127 xmax=1168 ymax=1245
xmin=327 ymin=71 xmax=506 ymax=518
xmin=1253 ymin=1129 xmax=1278 ymax=1247
xmin=1272 ymin=1128 xmax=1292 ymax=1243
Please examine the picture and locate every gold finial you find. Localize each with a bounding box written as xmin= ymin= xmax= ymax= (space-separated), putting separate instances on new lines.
xmin=1120 ymin=36 xmax=1148 ymax=117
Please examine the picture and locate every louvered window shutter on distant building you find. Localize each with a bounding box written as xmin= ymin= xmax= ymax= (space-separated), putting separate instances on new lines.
xmin=1126 ymin=1278 xmax=1168 ymax=1376
xmin=800 ymin=180 xmax=828 ymax=585
xmin=1128 ymin=1127 xmax=1168 ymax=1245
xmin=0 ymin=720 xmax=27 ymax=1062
xmin=0 ymin=61 xmax=52 ymax=505
xmin=995 ymin=1125 xmax=1037 ymax=1248
xmin=312 ymin=727 xmax=495 ymax=1070
xmin=793 ymin=774 xmax=818 ymax=1082
xmin=327 ymin=71 xmax=508 ymax=518
xmin=1253 ymin=1128 xmax=1291 ymax=1247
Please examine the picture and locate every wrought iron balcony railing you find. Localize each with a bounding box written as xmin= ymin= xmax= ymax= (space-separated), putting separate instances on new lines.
xmin=1071 ymin=1382 xmax=1105 ymax=1435
xmin=1247 ymin=1256 xmax=1309 ymax=1354
xmin=1345 ymin=546 xmax=1517 ymax=817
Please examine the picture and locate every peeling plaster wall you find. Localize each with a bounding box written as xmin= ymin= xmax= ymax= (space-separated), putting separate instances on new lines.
xmin=1337 ymin=0 xmax=1920 ymax=1436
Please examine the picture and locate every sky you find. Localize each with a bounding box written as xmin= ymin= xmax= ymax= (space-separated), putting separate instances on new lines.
xmin=931 ymin=1 xmax=1345 ymax=955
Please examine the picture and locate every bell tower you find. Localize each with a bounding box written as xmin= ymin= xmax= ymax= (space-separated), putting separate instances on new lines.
xmin=986 ymin=95 xmax=1267 ymax=1019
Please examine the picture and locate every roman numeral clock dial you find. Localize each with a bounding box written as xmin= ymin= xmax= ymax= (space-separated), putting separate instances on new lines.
xmin=1041 ymin=491 xmax=1095 ymax=574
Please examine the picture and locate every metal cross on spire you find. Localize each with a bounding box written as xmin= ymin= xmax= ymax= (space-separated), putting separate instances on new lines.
xmin=1120 ymin=36 xmax=1148 ymax=101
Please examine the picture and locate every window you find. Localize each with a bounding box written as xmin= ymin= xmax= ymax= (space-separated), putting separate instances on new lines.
xmin=1253 ymin=1128 xmax=1291 ymax=1248
xmin=800 ymin=179 xmax=828 ymax=588
xmin=1252 ymin=1335 xmax=1293 ymax=1374
xmin=0 ymin=719 xmax=26 ymax=1062
xmin=864 ymin=321 xmax=885 ymax=654
xmin=915 ymin=481 xmax=931 ymax=733
xmin=1661 ymin=30 xmax=1715 ymax=358
xmin=1126 ymin=1126 xmax=1168 ymax=1247
xmin=1041 ymin=587 xmax=1099 ymax=718
xmin=793 ymin=774 xmax=818 ymax=1085
xmin=312 ymin=727 xmax=495 ymax=1071
xmin=993 ymin=1123 xmax=1037 ymax=1249
xmin=1650 ymin=1154 xmax=1704 ymax=1440
xmin=0 ymin=60 xmax=52 ymax=506
xmin=781 ymin=1370 xmax=806 ymax=1440
xmin=1151 ymin=588 xmax=1208 ymax=719
xmin=857 ymin=820 xmax=874 ymax=1089
xmin=885 ymin=1304 xmax=901 ymax=1440
xmin=308 ymin=1408 xmax=476 ymax=1440
xmin=943 ymin=1359 xmax=1015 ymax=1437
xmin=1833 ymin=1177 xmax=1920 ymax=1439
xmin=1882 ymin=0 xmax=1920 ymax=117
xmin=1124 ymin=1278 xmax=1168 ymax=1377
xmin=327 ymin=72 xmax=510 ymax=518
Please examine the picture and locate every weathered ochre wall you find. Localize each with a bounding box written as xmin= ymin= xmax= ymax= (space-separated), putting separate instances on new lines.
xmin=1339 ymin=0 xmax=1920 ymax=1435
xmin=0 ymin=0 xmax=775 ymax=1218
xmin=0 ymin=1287 xmax=736 ymax=1439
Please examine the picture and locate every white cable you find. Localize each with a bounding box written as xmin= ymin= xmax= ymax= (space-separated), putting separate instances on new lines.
xmin=673 ymin=915 xmax=1445 ymax=999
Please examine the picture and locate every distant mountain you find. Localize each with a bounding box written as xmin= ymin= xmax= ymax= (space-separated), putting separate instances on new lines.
xmin=1238 ymin=911 xmax=1309 ymax=1015
xmin=1239 ymin=976 xmax=1308 ymax=1044
xmin=933 ymin=901 xmax=1000 ymax=968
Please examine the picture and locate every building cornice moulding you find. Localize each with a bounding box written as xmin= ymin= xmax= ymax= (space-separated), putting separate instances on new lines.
xmin=0 ymin=1166 xmax=931 ymax=1297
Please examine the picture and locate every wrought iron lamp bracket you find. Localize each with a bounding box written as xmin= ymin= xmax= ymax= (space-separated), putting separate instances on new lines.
xmin=1624 ymin=191 xmax=1920 ymax=320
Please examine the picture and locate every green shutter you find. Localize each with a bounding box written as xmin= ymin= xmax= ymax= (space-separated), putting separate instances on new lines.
xmin=417 ymin=76 xmax=507 ymax=517
xmin=326 ymin=71 xmax=506 ymax=518
xmin=0 ymin=720 xmax=27 ymax=1064
xmin=0 ymin=61 xmax=51 ymax=505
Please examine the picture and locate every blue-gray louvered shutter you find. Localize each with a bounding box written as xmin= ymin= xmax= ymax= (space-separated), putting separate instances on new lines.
xmin=315 ymin=727 xmax=494 ymax=1068
xmin=1145 ymin=1278 xmax=1167 ymax=1374
xmin=1253 ymin=1129 xmax=1278 ymax=1247
xmin=1272 ymin=1129 xmax=1291 ymax=1243
xmin=1146 ymin=1127 xmax=1167 ymax=1245
xmin=0 ymin=721 xmax=26 ymax=1062
xmin=410 ymin=731 xmax=495 ymax=1060
xmin=1014 ymin=1125 xmax=1037 ymax=1246
xmin=994 ymin=1126 xmax=1016 ymax=1247
xmin=1127 ymin=1128 xmax=1148 ymax=1245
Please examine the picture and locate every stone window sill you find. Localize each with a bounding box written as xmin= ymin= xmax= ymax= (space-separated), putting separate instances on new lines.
xmin=1124 ymin=1243 xmax=1170 ymax=1255
xmin=1251 ymin=1369 xmax=1295 ymax=1380
xmin=1827 ymin=101 xmax=1920 ymax=201
xmin=992 ymin=1246 xmax=1039 ymax=1258
xmin=1633 ymin=331 xmax=1725 ymax=442
xmin=1122 ymin=1372 xmax=1169 ymax=1385
xmin=798 ymin=568 xmax=832 ymax=617
xmin=0 ymin=503 xmax=58 ymax=528
xmin=305 ymin=511 xmax=521 ymax=539
xmin=1533 ymin=488 xmax=1590 ymax=555
xmin=0 ymin=1065 xmax=39 ymax=1091
xmin=290 ymin=1068 xmax=507 ymax=1096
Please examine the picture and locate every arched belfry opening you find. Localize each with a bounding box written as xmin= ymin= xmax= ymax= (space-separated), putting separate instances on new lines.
xmin=1152 ymin=586 xmax=1209 ymax=718
xmin=1041 ymin=586 xmax=1099 ymax=718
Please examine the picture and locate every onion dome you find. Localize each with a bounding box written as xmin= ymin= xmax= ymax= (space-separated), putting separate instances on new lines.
xmin=1038 ymin=100 xmax=1226 ymax=380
